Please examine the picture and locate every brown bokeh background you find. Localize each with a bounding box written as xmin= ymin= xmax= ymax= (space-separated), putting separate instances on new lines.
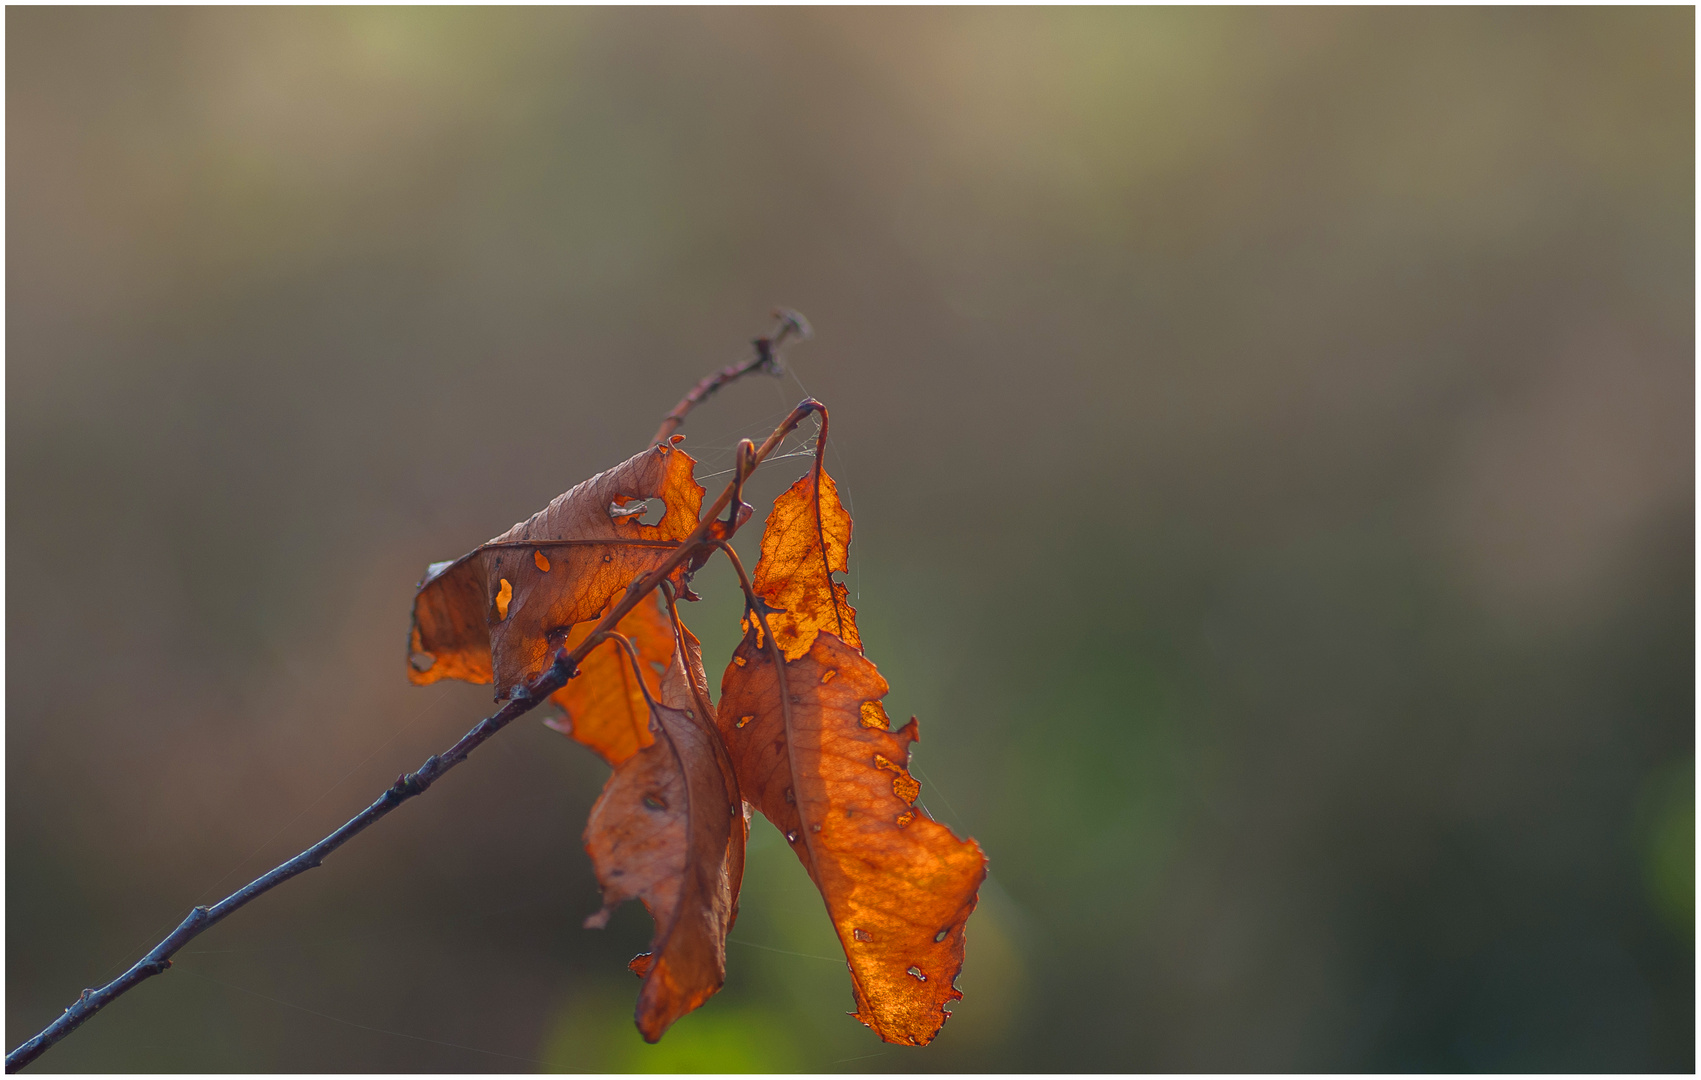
xmin=7 ymin=7 xmax=1693 ymax=1072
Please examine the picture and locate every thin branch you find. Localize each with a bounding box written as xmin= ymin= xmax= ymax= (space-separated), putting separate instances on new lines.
xmin=6 ymin=383 xmax=825 ymax=1073
xmin=800 ymin=404 xmax=848 ymax=646
xmin=5 ymin=664 xmax=558 ymax=1073
xmin=651 ymin=308 xmax=811 ymax=446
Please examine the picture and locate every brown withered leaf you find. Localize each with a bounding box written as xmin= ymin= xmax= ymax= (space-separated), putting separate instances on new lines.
xmin=749 ymin=460 xmax=859 ymax=661
xmin=719 ymin=630 xmax=985 ymax=1046
xmin=583 ymin=619 xmax=746 ymax=1043
xmin=543 ymin=593 xmax=674 ymax=766
xmin=408 ymin=441 xmax=704 ymax=699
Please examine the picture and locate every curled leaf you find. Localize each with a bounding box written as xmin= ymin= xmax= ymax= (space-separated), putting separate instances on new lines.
xmin=408 ymin=443 xmax=704 ymax=698
xmin=583 ymin=620 xmax=746 ymax=1042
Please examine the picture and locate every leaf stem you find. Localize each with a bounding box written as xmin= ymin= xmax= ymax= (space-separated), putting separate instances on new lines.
xmin=659 ymin=583 xmax=719 ymax=734
xmin=584 ymin=630 xmax=657 ymax=712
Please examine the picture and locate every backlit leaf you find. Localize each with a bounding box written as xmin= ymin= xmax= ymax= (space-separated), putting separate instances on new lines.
xmin=408 ymin=442 xmax=704 ymax=699
xmin=583 ymin=619 xmax=747 ymax=1042
xmin=719 ymin=459 xmax=985 ymax=1046
xmin=748 ymin=459 xmax=859 ymax=661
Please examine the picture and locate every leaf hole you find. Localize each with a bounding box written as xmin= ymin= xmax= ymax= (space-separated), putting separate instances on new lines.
xmin=642 ymin=793 xmax=668 ymax=811
xmin=874 ymin=754 xmax=922 ymax=805
xmin=934 ymin=929 xmax=949 ymax=943
xmin=907 ymin=966 xmax=926 ymax=981
xmin=785 ymin=830 xmax=798 ymax=843
xmin=409 ymin=651 xmax=436 ymax=673
xmin=853 ymin=928 xmax=872 ymax=943
xmin=820 ymin=669 xmax=837 ymax=684
xmin=610 ymin=498 xmax=665 ymax=526
xmin=533 ymin=550 xmax=551 ymax=572
xmin=494 ymin=578 xmax=513 ymax=621
xmin=736 ymin=715 xmax=755 ymax=729
xmin=733 ymin=655 xmax=747 ymax=668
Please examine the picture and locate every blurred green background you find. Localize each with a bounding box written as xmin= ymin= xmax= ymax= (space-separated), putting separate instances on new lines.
xmin=6 ymin=7 xmax=1693 ymax=1072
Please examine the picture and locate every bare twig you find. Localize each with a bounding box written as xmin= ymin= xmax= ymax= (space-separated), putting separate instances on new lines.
xmin=651 ymin=308 xmax=811 ymax=446
xmin=4 ymin=653 xmax=571 ymax=1074
xmin=6 ymin=372 xmax=825 ymax=1072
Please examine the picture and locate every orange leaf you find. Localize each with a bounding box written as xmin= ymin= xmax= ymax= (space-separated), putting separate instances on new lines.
xmin=407 ymin=442 xmax=704 ymax=699
xmin=720 ymin=459 xmax=984 ymax=1046
xmin=720 ymin=630 xmax=983 ymax=1045
xmin=542 ymin=593 xmax=675 ymax=766
xmin=583 ymin=619 xmax=747 ymax=1042
xmin=749 ymin=461 xmax=859 ymax=661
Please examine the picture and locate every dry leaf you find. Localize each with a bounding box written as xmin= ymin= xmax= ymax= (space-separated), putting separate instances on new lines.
xmin=720 ymin=631 xmax=983 ymax=1045
xmin=748 ymin=461 xmax=859 ymax=661
xmin=408 ymin=441 xmax=704 ymax=699
xmin=719 ymin=459 xmax=985 ymax=1046
xmin=583 ymin=619 xmax=746 ymax=1042
xmin=543 ymin=593 xmax=674 ymax=765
